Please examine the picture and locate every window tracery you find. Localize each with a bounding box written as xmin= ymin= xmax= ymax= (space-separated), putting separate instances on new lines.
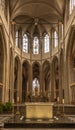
xmin=54 ymin=31 xmax=58 ymax=48
xmin=23 ymin=34 xmax=28 ymax=53
xmin=33 ymin=36 xmax=39 ymax=54
xmin=69 ymin=0 xmax=75 ymax=14
xmin=15 ymin=31 xmax=19 ymax=47
xmin=44 ymin=34 xmax=50 ymax=53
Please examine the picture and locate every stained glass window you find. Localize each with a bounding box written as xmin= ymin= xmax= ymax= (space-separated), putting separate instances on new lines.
xmin=44 ymin=34 xmax=50 ymax=53
xmin=54 ymin=31 xmax=58 ymax=48
xmin=15 ymin=31 xmax=19 ymax=47
xmin=33 ymin=36 xmax=39 ymax=54
xmin=23 ymin=34 xmax=28 ymax=53
xmin=69 ymin=0 xmax=75 ymax=14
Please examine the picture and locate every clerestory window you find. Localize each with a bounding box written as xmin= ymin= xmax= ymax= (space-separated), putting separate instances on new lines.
xmin=44 ymin=34 xmax=50 ymax=53
xmin=33 ymin=36 xmax=39 ymax=54
xmin=69 ymin=0 xmax=75 ymax=14
xmin=15 ymin=31 xmax=19 ymax=47
xmin=23 ymin=34 xmax=28 ymax=53
xmin=54 ymin=31 xmax=58 ymax=48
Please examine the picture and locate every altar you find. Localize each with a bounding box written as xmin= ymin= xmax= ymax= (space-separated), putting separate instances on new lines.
xmin=25 ymin=102 xmax=54 ymax=119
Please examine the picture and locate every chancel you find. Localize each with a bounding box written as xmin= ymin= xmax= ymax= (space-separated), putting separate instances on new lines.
xmin=0 ymin=0 xmax=75 ymax=129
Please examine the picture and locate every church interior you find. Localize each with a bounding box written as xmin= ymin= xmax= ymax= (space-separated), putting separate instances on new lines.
xmin=0 ymin=0 xmax=75 ymax=129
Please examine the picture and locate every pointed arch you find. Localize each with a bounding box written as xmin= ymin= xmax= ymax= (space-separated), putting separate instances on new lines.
xmin=22 ymin=60 xmax=30 ymax=102
xmin=66 ymin=26 xmax=75 ymax=104
xmin=52 ymin=56 xmax=59 ymax=101
xmin=42 ymin=60 xmax=50 ymax=92
xmin=32 ymin=62 xmax=40 ymax=96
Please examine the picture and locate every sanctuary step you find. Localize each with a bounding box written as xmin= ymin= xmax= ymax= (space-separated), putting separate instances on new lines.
xmin=4 ymin=116 xmax=75 ymax=128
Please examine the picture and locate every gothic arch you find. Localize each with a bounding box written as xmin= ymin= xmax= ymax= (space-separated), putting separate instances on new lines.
xmin=42 ymin=60 xmax=50 ymax=92
xmin=32 ymin=62 xmax=40 ymax=95
xmin=22 ymin=60 xmax=30 ymax=102
xmin=22 ymin=60 xmax=30 ymax=65
xmin=66 ymin=26 xmax=75 ymax=103
xmin=32 ymin=61 xmax=40 ymax=79
xmin=66 ymin=26 xmax=75 ymax=84
xmin=52 ymin=56 xmax=59 ymax=101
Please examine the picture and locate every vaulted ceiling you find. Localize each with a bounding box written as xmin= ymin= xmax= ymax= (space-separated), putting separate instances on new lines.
xmin=9 ymin=0 xmax=65 ymax=33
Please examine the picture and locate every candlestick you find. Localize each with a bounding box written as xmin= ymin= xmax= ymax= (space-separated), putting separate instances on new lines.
xmin=12 ymin=99 xmax=14 ymax=117
xmin=16 ymin=96 xmax=20 ymax=115
xmin=61 ymin=98 xmax=65 ymax=117
xmin=56 ymin=96 xmax=60 ymax=117
xmin=62 ymin=89 xmax=64 ymax=99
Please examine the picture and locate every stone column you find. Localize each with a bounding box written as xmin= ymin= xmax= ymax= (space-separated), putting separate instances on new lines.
xmin=11 ymin=48 xmax=15 ymax=103
xmin=9 ymin=48 xmax=14 ymax=102
xmin=29 ymin=35 xmax=33 ymax=95
xmin=40 ymin=64 xmax=42 ymax=94
xmin=58 ymin=21 xmax=62 ymax=103
xmin=19 ymin=28 xmax=22 ymax=50
xmin=58 ymin=54 xmax=62 ymax=103
xmin=42 ymin=62 xmax=45 ymax=95
xmin=17 ymin=58 xmax=21 ymax=103
xmin=50 ymin=60 xmax=54 ymax=102
xmin=29 ymin=63 xmax=32 ymax=95
xmin=19 ymin=62 xmax=22 ymax=103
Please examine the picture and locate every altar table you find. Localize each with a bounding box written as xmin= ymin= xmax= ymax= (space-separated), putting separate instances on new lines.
xmin=25 ymin=102 xmax=54 ymax=119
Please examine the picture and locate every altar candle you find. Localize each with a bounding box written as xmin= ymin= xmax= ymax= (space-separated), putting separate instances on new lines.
xmin=17 ymin=97 xmax=19 ymax=102
xmin=62 ymin=99 xmax=64 ymax=104
xmin=12 ymin=99 xmax=14 ymax=104
xmin=57 ymin=96 xmax=60 ymax=102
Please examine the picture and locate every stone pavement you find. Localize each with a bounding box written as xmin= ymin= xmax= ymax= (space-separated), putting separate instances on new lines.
xmin=0 ymin=115 xmax=11 ymax=128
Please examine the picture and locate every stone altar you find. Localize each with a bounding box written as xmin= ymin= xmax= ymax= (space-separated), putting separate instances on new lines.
xmin=25 ymin=102 xmax=54 ymax=119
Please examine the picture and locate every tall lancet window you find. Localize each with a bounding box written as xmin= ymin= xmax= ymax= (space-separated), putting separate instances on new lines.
xmin=15 ymin=31 xmax=19 ymax=47
xmin=44 ymin=34 xmax=50 ymax=53
xmin=54 ymin=31 xmax=58 ymax=48
xmin=23 ymin=34 xmax=28 ymax=53
xmin=33 ymin=36 xmax=39 ymax=54
xmin=69 ymin=0 xmax=75 ymax=14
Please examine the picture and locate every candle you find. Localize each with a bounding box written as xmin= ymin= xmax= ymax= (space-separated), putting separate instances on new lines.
xmin=62 ymin=99 xmax=64 ymax=104
xmin=57 ymin=96 xmax=59 ymax=102
xmin=12 ymin=99 xmax=14 ymax=104
xmin=17 ymin=97 xmax=19 ymax=102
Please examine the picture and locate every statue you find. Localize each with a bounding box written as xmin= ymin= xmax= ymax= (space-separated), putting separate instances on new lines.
xmin=34 ymin=86 xmax=39 ymax=102
xmin=35 ymin=86 xmax=39 ymax=97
